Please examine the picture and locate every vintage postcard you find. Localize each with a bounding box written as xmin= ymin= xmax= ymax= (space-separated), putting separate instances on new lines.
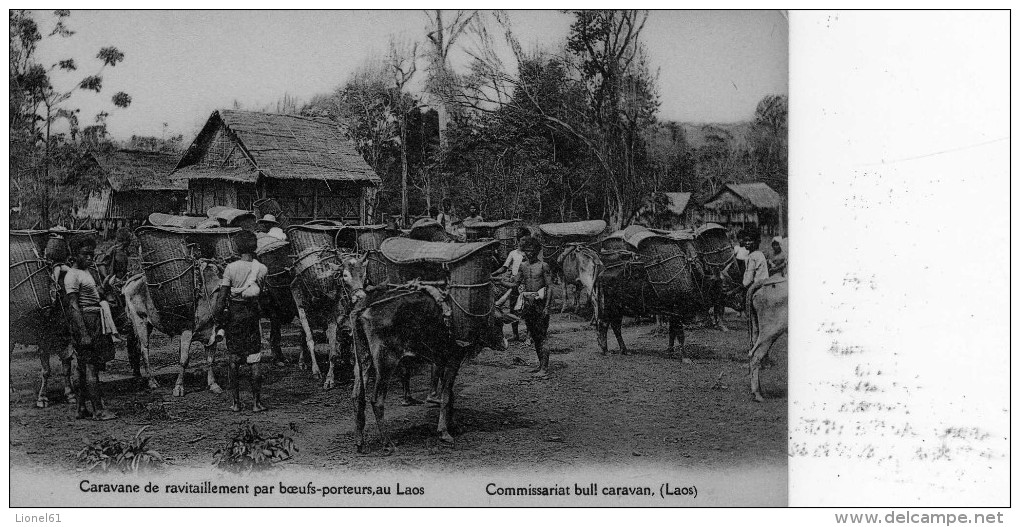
xmin=6 ymin=9 xmax=1009 ymax=514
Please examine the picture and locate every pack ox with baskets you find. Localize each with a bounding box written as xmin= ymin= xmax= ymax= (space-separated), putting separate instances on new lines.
xmin=10 ymin=229 xmax=83 ymax=408
xmin=347 ymin=237 xmax=507 ymax=452
xmin=123 ymin=225 xmax=241 ymax=396
xmin=591 ymin=224 xmax=715 ymax=360
xmin=336 ymin=224 xmax=401 ymax=287
xmin=463 ymin=219 xmax=521 ymax=262
xmin=284 ymin=221 xmax=365 ymax=388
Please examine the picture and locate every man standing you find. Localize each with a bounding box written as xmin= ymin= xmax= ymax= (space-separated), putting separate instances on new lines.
xmin=65 ymin=235 xmax=117 ymax=421
xmin=98 ymin=227 xmax=141 ymax=377
xmin=256 ymin=214 xmax=287 ymax=241
xmin=217 ymin=231 xmax=269 ymax=412
xmin=514 ymin=236 xmax=553 ymax=377
xmin=435 ymin=198 xmax=458 ymax=235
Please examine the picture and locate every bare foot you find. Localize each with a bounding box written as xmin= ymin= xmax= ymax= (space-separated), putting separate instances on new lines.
xmin=230 ymin=402 xmax=241 ymax=412
xmin=425 ymin=396 xmax=441 ymax=408
xmin=531 ymin=369 xmax=549 ymax=378
xmin=526 ymin=366 xmax=541 ymax=374
xmin=252 ymin=402 xmax=266 ymax=413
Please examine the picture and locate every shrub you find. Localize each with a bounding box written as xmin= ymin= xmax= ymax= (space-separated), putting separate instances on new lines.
xmin=75 ymin=426 xmax=165 ymax=473
xmin=213 ymin=423 xmax=297 ymax=473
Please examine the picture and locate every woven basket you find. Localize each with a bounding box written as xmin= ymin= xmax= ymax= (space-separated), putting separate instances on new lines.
xmin=137 ymin=227 xmax=198 ymax=333
xmin=448 ymin=250 xmax=498 ymax=346
xmin=694 ymin=223 xmax=735 ymax=269
xmin=538 ymin=220 xmax=607 ymax=264
xmin=352 ymin=226 xmax=397 ymax=286
xmin=287 ymin=223 xmax=347 ymax=302
xmin=10 ymin=230 xmax=54 ymax=322
xmin=636 ymin=235 xmax=700 ymax=305
xmin=408 ymin=218 xmax=451 ymax=242
xmin=379 ymin=238 xmax=500 ymax=347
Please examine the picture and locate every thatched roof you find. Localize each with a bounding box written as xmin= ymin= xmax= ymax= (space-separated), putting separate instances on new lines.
xmin=725 ymin=182 xmax=782 ymax=209
xmin=96 ymin=149 xmax=185 ymax=192
xmin=172 ymin=110 xmax=381 ymax=185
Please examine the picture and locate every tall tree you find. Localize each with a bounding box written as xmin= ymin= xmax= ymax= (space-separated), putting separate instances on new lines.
xmin=387 ymin=38 xmax=420 ymax=224
xmin=424 ymin=10 xmax=475 ymax=152
xmin=9 ymin=10 xmax=131 ymax=227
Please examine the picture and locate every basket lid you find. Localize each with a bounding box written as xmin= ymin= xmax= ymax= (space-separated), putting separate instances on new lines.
xmin=207 ymin=206 xmax=256 ymax=225
xmin=256 ymin=233 xmax=289 ymax=255
xmin=538 ymin=219 xmax=606 ymax=238
xmin=380 ymin=237 xmax=498 ymax=265
xmin=285 ymin=222 xmax=348 ymax=234
xmin=694 ymin=222 xmax=727 ymax=238
xmin=137 ymin=225 xmax=241 ymax=236
xmin=148 ymin=213 xmax=210 ymax=229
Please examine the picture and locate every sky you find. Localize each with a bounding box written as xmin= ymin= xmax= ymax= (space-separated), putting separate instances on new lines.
xmin=30 ymin=10 xmax=788 ymax=141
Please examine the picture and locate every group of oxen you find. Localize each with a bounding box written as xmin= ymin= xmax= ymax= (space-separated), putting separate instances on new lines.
xmin=549 ymin=221 xmax=788 ymax=402
xmin=11 ymin=214 xmax=786 ymax=452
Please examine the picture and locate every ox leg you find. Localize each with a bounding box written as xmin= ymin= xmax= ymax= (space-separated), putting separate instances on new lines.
xmin=437 ymin=361 xmax=460 ymax=444
xmin=322 ymin=321 xmax=338 ymax=390
xmin=351 ymin=323 xmax=370 ymax=453
xmin=35 ymin=346 xmax=52 ymax=409
xmin=173 ymin=331 xmax=194 ymax=397
xmin=748 ymin=331 xmax=781 ymax=403
xmin=399 ymin=362 xmax=423 ymax=406
xmin=270 ymin=315 xmax=285 ymax=366
xmin=129 ymin=313 xmax=158 ymax=390
xmin=667 ymin=317 xmax=686 ymax=360
xmin=205 ymin=341 xmax=222 ymax=394
xmin=596 ymin=319 xmax=610 ymax=355
xmin=366 ymin=333 xmax=396 ymax=455
xmin=61 ymin=348 xmax=76 ymax=405
xmin=424 ymin=364 xmax=441 ymax=407
xmin=714 ymin=303 xmax=729 ymax=332
xmin=295 ymin=305 xmax=322 ymax=380
xmin=611 ymin=318 xmax=628 ymax=356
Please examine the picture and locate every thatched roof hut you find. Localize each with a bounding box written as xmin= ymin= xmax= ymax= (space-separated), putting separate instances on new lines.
xmin=701 ymin=182 xmax=784 ymax=235
xmin=76 ymin=149 xmax=186 ymax=236
xmin=633 ymin=191 xmax=693 ymax=230
xmin=170 ymin=110 xmax=381 ymax=225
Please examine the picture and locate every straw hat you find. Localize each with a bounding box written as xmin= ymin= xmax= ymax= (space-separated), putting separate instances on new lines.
xmin=257 ymin=214 xmax=279 ymax=226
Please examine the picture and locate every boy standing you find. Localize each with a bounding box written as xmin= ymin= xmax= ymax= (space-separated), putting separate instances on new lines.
xmin=741 ymin=229 xmax=771 ymax=315
xmin=514 ymin=236 xmax=553 ymax=377
xmin=492 ymin=228 xmax=531 ymax=341
xmin=65 ymin=235 xmax=117 ymax=421
xmin=217 ymin=231 xmax=269 ymax=412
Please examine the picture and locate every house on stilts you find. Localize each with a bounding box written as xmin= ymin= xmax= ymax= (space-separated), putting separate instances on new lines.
xmin=170 ymin=110 xmax=381 ymax=225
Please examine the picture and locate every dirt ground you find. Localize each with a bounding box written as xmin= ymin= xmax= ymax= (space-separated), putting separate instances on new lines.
xmin=8 ymin=294 xmax=787 ymax=474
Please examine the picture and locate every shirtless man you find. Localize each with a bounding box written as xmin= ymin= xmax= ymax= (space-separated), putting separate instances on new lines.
xmin=514 ymin=236 xmax=553 ymax=377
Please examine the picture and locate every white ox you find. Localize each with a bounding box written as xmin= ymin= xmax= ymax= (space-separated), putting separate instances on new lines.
xmin=121 ymin=261 xmax=226 ymax=396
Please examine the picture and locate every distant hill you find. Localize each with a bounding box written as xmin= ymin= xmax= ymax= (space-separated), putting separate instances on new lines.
xmin=678 ymin=121 xmax=752 ymax=151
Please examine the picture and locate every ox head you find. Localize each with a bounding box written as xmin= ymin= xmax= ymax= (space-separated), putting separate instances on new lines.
xmin=340 ymin=253 xmax=369 ymax=304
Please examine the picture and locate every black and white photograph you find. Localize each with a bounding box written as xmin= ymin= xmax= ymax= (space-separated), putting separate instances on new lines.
xmin=6 ymin=8 xmax=1010 ymax=515
xmin=8 ymin=9 xmax=789 ymax=507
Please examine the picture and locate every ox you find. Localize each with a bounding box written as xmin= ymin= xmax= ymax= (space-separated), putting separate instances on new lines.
xmin=290 ymin=282 xmax=357 ymax=390
xmin=350 ymin=283 xmax=465 ymax=453
xmin=557 ymin=243 xmax=601 ymax=315
xmin=747 ymin=276 xmax=788 ymax=402
xmin=13 ymin=306 xmax=76 ymax=408
xmin=121 ymin=261 xmax=225 ymax=396
xmin=592 ymin=254 xmax=689 ymax=358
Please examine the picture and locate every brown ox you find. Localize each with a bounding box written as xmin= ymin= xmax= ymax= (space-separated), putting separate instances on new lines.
xmin=592 ymin=255 xmax=691 ymax=358
xmin=350 ymin=281 xmax=467 ymax=453
xmin=122 ymin=261 xmax=226 ymax=396
xmin=747 ymin=276 xmax=788 ymax=402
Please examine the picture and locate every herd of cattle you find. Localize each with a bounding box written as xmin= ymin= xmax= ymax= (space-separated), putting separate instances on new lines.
xmin=9 ymin=208 xmax=788 ymax=451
